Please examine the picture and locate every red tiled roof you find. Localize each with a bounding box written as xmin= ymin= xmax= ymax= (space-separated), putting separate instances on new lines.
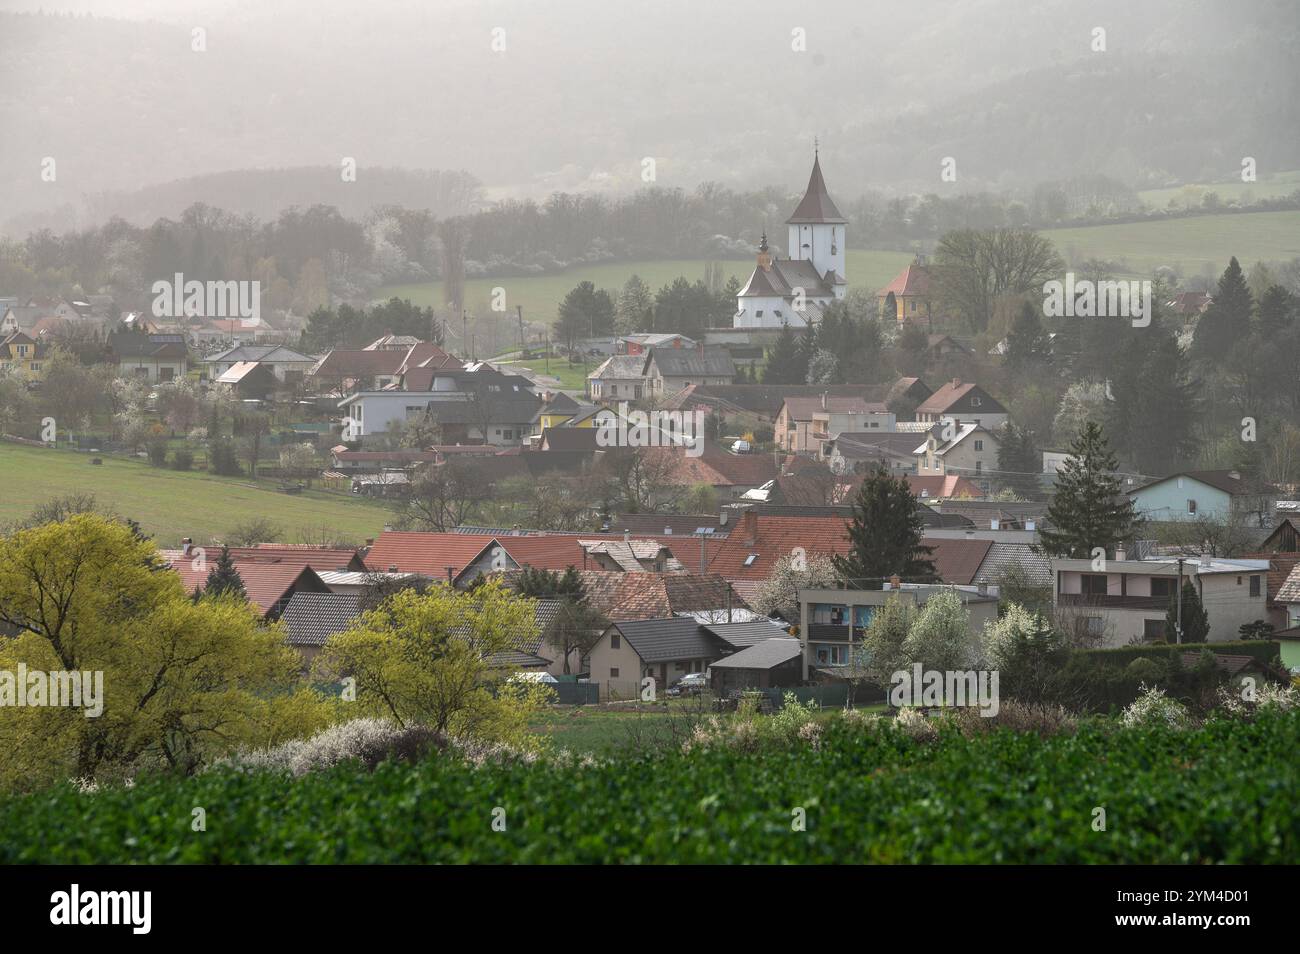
xmin=916 ymin=380 xmax=980 ymax=415
xmin=1242 ymin=552 xmax=1300 ymax=608
xmin=710 ymin=511 xmax=993 ymax=584
xmin=365 ymin=532 xmax=499 ymax=578
xmin=880 ymin=264 xmax=932 ymax=298
xmin=781 ymin=395 xmax=888 ymax=420
xmin=905 ymin=475 xmax=984 ymax=500
xmin=497 ymin=569 xmax=747 ymax=621
xmin=162 ymin=554 xmax=327 ymax=615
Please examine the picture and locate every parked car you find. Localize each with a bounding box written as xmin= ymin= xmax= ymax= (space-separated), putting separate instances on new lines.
xmin=667 ymin=671 xmax=709 ymax=696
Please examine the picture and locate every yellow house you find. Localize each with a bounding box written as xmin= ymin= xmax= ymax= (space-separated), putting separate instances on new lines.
xmin=879 ymin=258 xmax=936 ymax=327
xmin=0 ymin=333 xmax=48 ymax=380
xmin=530 ymin=392 xmax=611 ymax=439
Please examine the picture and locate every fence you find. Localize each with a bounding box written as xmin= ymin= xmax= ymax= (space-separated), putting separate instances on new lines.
xmin=549 ymin=682 xmax=600 ymax=706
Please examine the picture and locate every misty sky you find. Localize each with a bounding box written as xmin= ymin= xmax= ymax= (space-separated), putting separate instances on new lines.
xmin=2 ymin=0 xmax=1297 ymax=232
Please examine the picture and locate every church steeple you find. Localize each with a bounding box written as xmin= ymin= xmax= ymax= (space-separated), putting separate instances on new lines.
xmin=785 ymin=146 xmax=846 ymax=294
xmin=786 ymin=149 xmax=847 ymax=225
xmin=756 ymin=230 xmax=772 ymax=270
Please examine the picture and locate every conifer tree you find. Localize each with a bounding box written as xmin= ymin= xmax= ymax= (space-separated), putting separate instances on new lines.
xmin=1192 ymin=257 xmax=1253 ymax=363
xmin=762 ymin=325 xmax=800 ymax=384
xmin=1038 ymin=422 xmax=1141 ymax=558
xmin=204 ymin=545 xmax=248 ymax=601
xmin=833 ymin=466 xmax=936 ymax=588
xmin=1004 ymin=300 xmax=1052 ymax=371
xmin=1164 ymin=579 xmax=1210 ymax=644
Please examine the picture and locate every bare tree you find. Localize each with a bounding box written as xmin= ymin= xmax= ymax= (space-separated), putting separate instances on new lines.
xmin=393 ymin=460 xmax=487 ymax=531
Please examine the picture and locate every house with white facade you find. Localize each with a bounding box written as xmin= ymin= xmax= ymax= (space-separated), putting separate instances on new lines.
xmin=1051 ymin=554 xmax=1270 ymax=646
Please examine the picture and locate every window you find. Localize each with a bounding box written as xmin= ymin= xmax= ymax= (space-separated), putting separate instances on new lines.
xmin=1150 ymin=577 xmax=1176 ymax=599
xmin=743 ymin=553 xmax=758 ymax=566
xmin=971 ymin=396 xmax=982 ymax=407
xmin=1250 ymin=575 xmax=1261 ymax=597
xmin=502 ymin=430 xmax=514 ymax=440
xmin=610 ymin=384 xmax=617 ymax=395
xmin=1143 ymin=619 xmax=1166 ymax=642
xmin=610 ymin=633 xmax=620 ymax=650
xmin=975 ymin=461 xmax=983 ymax=474
xmin=974 ymin=440 xmax=984 ymax=451
xmin=1187 ymin=499 xmax=1197 ymax=514
xmin=1084 ymin=617 xmax=1105 ymax=637
xmin=1081 ymin=574 xmax=1108 ymax=596
xmin=610 ymin=668 xmax=619 ymax=678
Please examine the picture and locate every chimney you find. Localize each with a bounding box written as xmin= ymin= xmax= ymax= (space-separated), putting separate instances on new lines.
xmin=181 ymin=537 xmax=193 ymax=556
xmin=1115 ymin=546 xmax=1126 ymax=561
xmin=1199 ymin=552 xmax=1212 ymax=569
xmin=889 ymin=574 xmax=902 ymax=589
xmin=388 ymin=565 xmax=399 ymax=573
xmin=952 ymin=377 xmax=961 ymax=389
xmin=1025 ymin=520 xmax=1035 ymax=532
xmin=743 ymin=511 xmax=757 ymax=547
xmin=624 ymin=529 xmax=631 ymax=543
xmin=821 ymin=391 xmax=827 ymax=411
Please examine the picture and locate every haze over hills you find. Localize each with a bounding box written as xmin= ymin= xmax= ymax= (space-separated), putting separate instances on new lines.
xmin=2 ymin=0 xmax=1298 ymax=234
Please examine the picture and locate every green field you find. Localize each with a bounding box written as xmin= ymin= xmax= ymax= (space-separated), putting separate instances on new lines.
xmin=6 ymin=707 xmax=1295 ymax=863
xmin=1138 ymin=170 xmax=1300 ymax=209
xmin=380 ymin=250 xmax=915 ymax=325
xmin=493 ymin=355 xmax=593 ymax=390
xmin=1043 ymin=209 xmax=1300 ymax=279
xmin=0 ymin=443 xmax=391 ymax=547
xmin=381 ymin=210 xmax=1300 ymax=327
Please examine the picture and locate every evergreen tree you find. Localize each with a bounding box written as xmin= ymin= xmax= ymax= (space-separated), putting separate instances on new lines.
xmin=614 ymin=274 xmax=653 ymax=334
xmin=833 ymin=466 xmax=937 ymax=588
xmin=1004 ymin=300 xmax=1052 ymax=371
xmin=1256 ymin=284 xmax=1296 ymax=337
xmin=204 ymin=546 xmax=247 ymax=601
xmin=1038 ymin=422 xmax=1142 ymax=558
xmin=996 ymin=421 xmax=1041 ymax=499
xmin=1164 ymin=579 xmax=1210 ymax=644
xmin=881 ymin=291 xmax=898 ymax=322
xmin=1192 ymin=257 xmax=1253 ymax=363
xmin=763 ymin=325 xmax=800 ymax=384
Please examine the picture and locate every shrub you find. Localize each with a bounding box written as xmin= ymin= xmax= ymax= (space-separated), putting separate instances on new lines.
xmin=1125 ymin=656 xmax=1164 ymax=685
xmin=1121 ymin=685 xmax=1191 ymax=729
xmin=216 ymin=718 xmax=446 ymax=776
xmin=946 ymin=699 xmax=1079 ymax=738
xmin=146 ymin=439 xmax=168 ymax=467
xmin=170 ymin=447 xmax=194 ymax=471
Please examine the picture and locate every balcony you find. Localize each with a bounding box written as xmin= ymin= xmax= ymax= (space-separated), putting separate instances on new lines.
xmin=1057 ymin=593 xmax=1170 ymax=611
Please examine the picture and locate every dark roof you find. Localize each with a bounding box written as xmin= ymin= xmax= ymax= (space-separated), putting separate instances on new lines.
xmin=831 ymin=432 xmax=925 ymax=460
xmin=611 ymin=617 xmax=722 ymax=664
xmin=107 ymin=331 xmax=188 ymax=359
xmin=662 ymin=382 xmax=905 ymax=417
xmin=418 ymin=394 xmax=542 ymax=425
xmin=738 ymin=257 xmax=835 ymax=300
xmin=539 ymin=427 xmax=603 ymax=452
xmin=708 ymin=638 xmax=803 ymax=670
xmin=649 ymin=347 xmax=735 ymax=378
xmin=700 ymin=619 xmax=792 ymax=649
xmin=279 ymin=592 xmax=360 ymax=646
xmin=973 ymin=542 xmax=1053 ymax=587
xmin=542 ymin=392 xmax=582 ymax=413
xmin=785 ymin=155 xmax=847 ymax=224
xmin=1179 ymin=652 xmax=1265 ymax=676
xmin=607 ymin=513 xmax=726 ymax=537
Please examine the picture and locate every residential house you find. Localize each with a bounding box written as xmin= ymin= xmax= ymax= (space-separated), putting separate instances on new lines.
xmin=105 ymin=331 xmax=189 ymax=382
xmin=310 ymin=341 xmax=457 ymax=395
xmin=915 ymin=379 xmax=1008 ymax=431
xmin=775 ymin=393 xmax=895 ymax=456
xmin=587 ymin=617 xmax=728 ymax=699
xmin=0 ymin=332 xmax=48 ymax=380
xmin=203 ymin=344 xmax=316 ymax=385
xmin=587 ymin=354 xmax=648 ymax=402
xmin=1127 ymin=470 xmax=1277 ymax=528
xmin=162 ymin=550 xmax=334 ymax=620
xmin=620 ymin=333 xmax=694 ymax=355
xmin=215 ymin=361 xmax=278 ymax=400
xmin=645 ymin=346 xmax=735 ymax=396
xmin=879 ymin=257 xmax=937 ymax=327
xmin=796 ymin=584 xmax=999 ymax=680
xmin=914 ymin=421 xmax=1001 ymax=491
xmin=825 ymin=431 xmax=924 ymax=476
xmin=337 ymin=367 xmax=538 ymax=443
xmin=1051 ymin=554 xmax=1269 ymax=646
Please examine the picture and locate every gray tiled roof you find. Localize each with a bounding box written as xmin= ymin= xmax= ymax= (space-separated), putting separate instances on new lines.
xmin=281 ymin=592 xmax=361 ymax=646
xmin=649 ymin=347 xmax=735 ymax=378
xmin=612 ymin=617 xmax=721 ymax=664
xmin=700 ymin=619 xmax=792 ymax=649
xmin=709 ymin=638 xmax=803 ymax=670
xmin=973 ymin=542 xmax=1053 ymax=587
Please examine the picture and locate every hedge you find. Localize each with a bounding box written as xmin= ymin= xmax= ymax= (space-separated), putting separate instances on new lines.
xmin=1076 ymin=640 xmax=1281 ymax=669
xmin=2 ymin=709 xmax=1296 ymax=863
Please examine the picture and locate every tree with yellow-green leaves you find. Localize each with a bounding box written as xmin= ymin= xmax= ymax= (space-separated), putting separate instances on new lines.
xmin=0 ymin=514 xmax=337 ymax=791
xmin=314 ymin=580 xmax=553 ymax=750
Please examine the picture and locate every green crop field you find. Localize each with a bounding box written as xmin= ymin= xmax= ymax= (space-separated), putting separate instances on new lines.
xmin=1137 ymin=170 xmax=1300 ymax=208
xmin=5 ymin=708 xmax=1295 ymax=863
xmin=1044 ymin=210 xmax=1300 ymax=279
xmin=379 ymin=250 xmax=915 ymax=324
xmin=380 ymin=210 xmax=1300 ymax=329
xmin=0 ymin=443 xmax=391 ymax=547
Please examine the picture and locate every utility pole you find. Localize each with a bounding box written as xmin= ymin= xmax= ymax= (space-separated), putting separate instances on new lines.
xmin=461 ymin=309 xmax=468 ymax=361
xmin=516 ymin=305 xmax=524 ymax=355
xmin=1175 ymin=557 xmax=1185 ymax=644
